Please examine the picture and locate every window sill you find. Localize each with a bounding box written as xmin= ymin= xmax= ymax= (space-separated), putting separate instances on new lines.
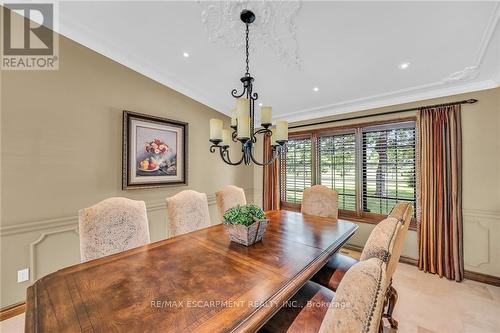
xmin=338 ymin=214 xmax=418 ymax=231
xmin=279 ymin=202 xmax=418 ymax=231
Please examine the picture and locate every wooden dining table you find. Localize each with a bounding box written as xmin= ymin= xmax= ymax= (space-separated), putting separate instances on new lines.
xmin=25 ymin=210 xmax=357 ymax=333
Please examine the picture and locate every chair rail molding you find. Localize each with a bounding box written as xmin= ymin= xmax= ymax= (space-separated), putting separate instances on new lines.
xmin=0 ymin=188 xmax=254 ymax=237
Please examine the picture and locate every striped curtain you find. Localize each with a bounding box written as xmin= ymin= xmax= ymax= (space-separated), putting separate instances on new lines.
xmin=418 ymin=105 xmax=464 ymax=281
xmin=263 ymin=134 xmax=280 ymax=211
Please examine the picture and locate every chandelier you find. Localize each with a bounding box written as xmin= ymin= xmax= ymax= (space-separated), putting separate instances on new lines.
xmin=209 ymin=9 xmax=288 ymax=166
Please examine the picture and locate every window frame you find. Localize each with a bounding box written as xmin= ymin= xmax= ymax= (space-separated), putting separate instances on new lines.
xmin=280 ymin=117 xmax=418 ymax=230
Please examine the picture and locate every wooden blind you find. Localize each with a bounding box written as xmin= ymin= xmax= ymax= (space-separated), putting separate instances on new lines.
xmin=279 ymin=119 xmax=417 ymax=226
xmin=362 ymin=122 xmax=416 ymax=216
xmin=317 ymin=133 xmax=356 ymax=211
xmin=281 ymin=137 xmax=312 ymax=204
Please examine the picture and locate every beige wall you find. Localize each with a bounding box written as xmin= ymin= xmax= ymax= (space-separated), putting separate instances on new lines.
xmin=254 ymin=87 xmax=500 ymax=277
xmin=1 ymin=16 xmax=499 ymax=310
xmin=0 ymin=35 xmax=253 ymax=307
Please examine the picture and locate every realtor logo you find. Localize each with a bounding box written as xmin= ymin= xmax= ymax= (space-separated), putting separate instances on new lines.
xmin=1 ymin=3 xmax=59 ymax=70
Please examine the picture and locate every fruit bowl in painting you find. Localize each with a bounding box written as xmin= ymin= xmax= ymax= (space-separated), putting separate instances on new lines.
xmin=138 ymin=165 xmax=159 ymax=172
xmin=138 ymin=157 xmax=160 ymax=172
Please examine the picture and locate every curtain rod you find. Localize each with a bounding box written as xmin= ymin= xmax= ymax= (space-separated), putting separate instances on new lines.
xmin=289 ymin=98 xmax=478 ymax=129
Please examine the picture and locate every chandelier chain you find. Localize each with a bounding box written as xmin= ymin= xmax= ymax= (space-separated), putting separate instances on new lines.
xmin=245 ymin=23 xmax=250 ymax=76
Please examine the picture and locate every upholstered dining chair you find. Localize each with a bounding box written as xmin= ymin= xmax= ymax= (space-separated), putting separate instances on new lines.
xmin=78 ymin=197 xmax=151 ymax=262
xmin=260 ymin=258 xmax=387 ymax=333
xmin=166 ymin=190 xmax=211 ymax=237
xmin=311 ymin=201 xmax=414 ymax=329
xmin=301 ymin=185 xmax=338 ymax=219
xmin=215 ymin=185 xmax=247 ymax=222
xmin=380 ymin=202 xmax=414 ymax=328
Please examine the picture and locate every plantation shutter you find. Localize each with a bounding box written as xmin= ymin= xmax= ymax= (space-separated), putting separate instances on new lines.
xmin=317 ymin=132 xmax=356 ymax=211
xmin=362 ymin=121 xmax=416 ymax=216
xmin=281 ymin=137 xmax=312 ymax=204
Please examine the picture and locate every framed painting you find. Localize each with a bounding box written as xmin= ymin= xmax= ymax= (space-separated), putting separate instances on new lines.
xmin=123 ymin=111 xmax=188 ymax=189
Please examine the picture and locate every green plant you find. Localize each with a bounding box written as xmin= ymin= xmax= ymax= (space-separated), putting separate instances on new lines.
xmin=223 ymin=204 xmax=266 ymax=226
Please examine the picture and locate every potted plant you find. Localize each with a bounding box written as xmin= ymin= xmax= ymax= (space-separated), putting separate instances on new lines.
xmin=223 ymin=204 xmax=269 ymax=246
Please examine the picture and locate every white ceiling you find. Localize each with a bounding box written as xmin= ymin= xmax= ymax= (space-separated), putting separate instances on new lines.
xmin=54 ymin=1 xmax=500 ymax=122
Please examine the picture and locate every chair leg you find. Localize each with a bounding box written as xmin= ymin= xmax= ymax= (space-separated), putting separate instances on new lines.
xmin=385 ymin=285 xmax=399 ymax=329
xmin=378 ymin=320 xmax=384 ymax=333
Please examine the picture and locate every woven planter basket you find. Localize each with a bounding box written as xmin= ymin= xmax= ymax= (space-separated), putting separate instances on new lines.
xmin=224 ymin=218 xmax=269 ymax=246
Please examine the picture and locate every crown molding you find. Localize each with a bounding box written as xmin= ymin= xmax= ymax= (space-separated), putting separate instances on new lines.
xmin=54 ymin=4 xmax=499 ymax=122
xmin=57 ymin=15 xmax=231 ymax=116
xmin=438 ymin=2 xmax=500 ymax=83
xmin=278 ymin=79 xmax=499 ymax=123
xmin=278 ymin=5 xmax=500 ymax=122
xmin=443 ymin=66 xmax=479 ymax=83
xmin=472 ymin=1 xmax=500 ymax=69
xmin=493 ymin=65 xmax=500 ymax=86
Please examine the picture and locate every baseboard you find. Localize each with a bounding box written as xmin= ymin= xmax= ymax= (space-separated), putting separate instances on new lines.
xmin=0 ymin=302 xmax=25 ymax=321
xmin=464 ymin=270 xmax=500 ymax=287
xmin=343 ymin=243 xmax=363 ymax=253
xmin=344 ymin=243 xmax=419 ymax=265
xmin=398 ymin=256 xmax=419 ymax=266
xmin=342 ymin=244 xmax=500 ymax=287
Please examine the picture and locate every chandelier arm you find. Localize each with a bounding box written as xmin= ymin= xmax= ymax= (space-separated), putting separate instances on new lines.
xmin=231 ymin=86 xmax=247 ymax=98
xmin=250 ymin=92 xmax=258 ymax=101
xmin=220 ymin=148 xmax=244 ymax=166
xmin=249 ymin=146 xmax=280 ymax=166
xmin=209 ymin=144 xmax=221 ymax=153
xmin=251 ymin=127 xmax=272 ymax=143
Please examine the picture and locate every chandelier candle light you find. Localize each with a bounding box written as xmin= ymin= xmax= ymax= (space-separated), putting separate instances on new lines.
xmin=209 ymin=9 xmax=288 ymax=166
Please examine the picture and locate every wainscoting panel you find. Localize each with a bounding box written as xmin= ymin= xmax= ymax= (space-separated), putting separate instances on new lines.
xmin=29 ymin=227 xmax=80 ymax=283
xmin=0 ymin=190 xmax=252 ymax=308
xmin=344 ymin=209 xmax=500 ymax=278
xmin=463 ymin=209 xmax=500 ymax=277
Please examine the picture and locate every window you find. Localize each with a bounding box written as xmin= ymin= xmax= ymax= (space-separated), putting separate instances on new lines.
xmin=281 ymin=137 xmax=312 ymax=204
xmin=318 ymin=132 xmax=356 ymax=211
xmin=362 ymin=123 xmax=416 ymax=216
xmin=280 ymin=120 xmax=417 ymax=222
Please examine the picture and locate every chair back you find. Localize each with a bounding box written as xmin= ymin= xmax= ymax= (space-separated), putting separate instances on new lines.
xmin=166 ymin=190 xmax=210 ymax=237
xmin=301 ymin=185 xmax=338 ymax=219
xmin=385 ymin=202 xmax=414 ymax=284
xmin=359 ymin=216 xmax=400 ymax=263
xmin=319 ymin=258 xmax=387 ymax=333
xmin=78 ymin=197 xmax=150 ymax=262
xmin=215 ymin=185 xmax=246 ymax=222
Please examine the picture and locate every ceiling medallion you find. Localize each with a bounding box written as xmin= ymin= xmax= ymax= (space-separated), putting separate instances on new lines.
xmin=199 ymin=0 xmax=302 ymax=68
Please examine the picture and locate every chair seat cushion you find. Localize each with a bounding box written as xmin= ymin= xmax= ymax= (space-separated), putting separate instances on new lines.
xmin=311 ymin=253 xmax=359 ymax=291
xmin=260 ymin=281 xmax=335 ymax=333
